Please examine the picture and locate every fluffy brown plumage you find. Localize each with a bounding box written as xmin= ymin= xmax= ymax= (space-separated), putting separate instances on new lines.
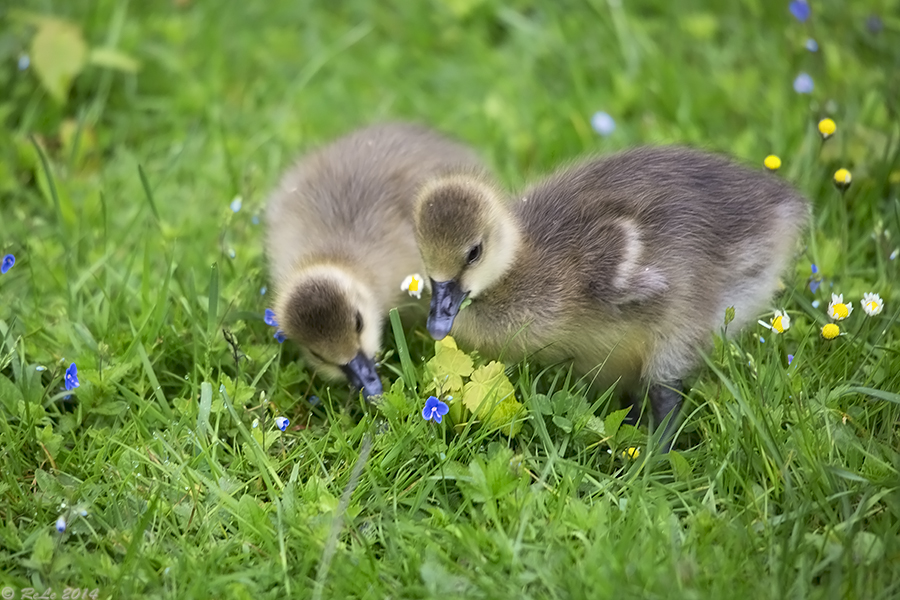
xmin=266 ymin=122 xmax=483 ymax=397
xmin=415 ymin=146 xmax=810 ymax=448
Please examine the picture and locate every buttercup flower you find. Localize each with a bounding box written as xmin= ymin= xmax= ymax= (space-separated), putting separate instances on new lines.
xmin=764 ymin=155 xmax=782 ymax=171
xmin=64 ymin=363 xmax=79 ymax=391
xmin=827 ymin=293 xmax=852 ymax=320
xmin=56 ymin=516 xmax=66 ymax=533
xmin=860 ymin=292 xmax=884 ymax=316
xmin=794 ymin=73 xmax=814 ymax=94
xmin=790 ymin=0 xmax=811 ymax=22
xmin=422 ymin=396 xmax=450 ymax=424
xmin=264 ymin=308 xmax=278 ymax=327
xmin=275 ymin=416 xmax=290 ymax=431
xmin=590 ymin=111 xmax=616 ymax=137
xmin=622 ymin=446 xmax=641 ymax=459
xmin=818 ymin=118 xmax=836 ymax=140
xmin=759 ymin=309 xmax=790 ymax=333
xmin=274 ymin=330 xmax=286 ymax=343
xmin=833 ymin=168 xmax=852 ymax=191
xmin=401 ymin=274 xmax=424 ymax=299
xmin=1 ymin=254 xmax=14 ymax=274
xmin=821 ymin=323 xmax=840 ymax=340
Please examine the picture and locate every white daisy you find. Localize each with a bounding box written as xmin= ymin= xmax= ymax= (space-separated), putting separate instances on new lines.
xmin=827 ymin=293 xmax=852 ymax=320
xmin=860 ymin=292 xmax=884 ymax=317
xmin=400 ymin=273 xmax=424 ymax=299
xmin=758 ymin=310 xmax=790 ymax=334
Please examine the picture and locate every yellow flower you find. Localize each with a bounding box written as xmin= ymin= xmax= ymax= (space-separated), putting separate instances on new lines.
xmin=833 ymin=168 xmax=852 ymax=191
xmin=622 ymin=447 xmax=641 ymax=459
xmin=860 ymin=292 xmax=884 ymax=316
xmin=827 ymin=293 xmax=853 ymax=320
xmin=818 ymin=118 xmax=836 ymax=139
xmin=758 ymin=309 xmax=790 ymax=333
xmin=400 ymin=273 xmax=424 ymax=299
xmin=764 ymin=155 xmax=782 ymax=171
xmin=821 ymin=323 xmax=840 ymax=340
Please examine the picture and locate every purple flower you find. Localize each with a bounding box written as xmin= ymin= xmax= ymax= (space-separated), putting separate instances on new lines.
xmin=794 ymin=73 xmax=814 ymax=94
xmin=274 ymin=330 xmax=286 ymax=343
xmin=275 ymin=416 xmax=289 ymax=431
xmin=805 ymin=38 xmax=818 ymax=52
xmin=787 ymin=354 xmax=794 ymax=365
xmin=790 ymin=1 xmax=810 ymax=22
xmin=590 ymin=111 xmax=616 ymax=137
xmin=1 ymin=254 xmax=15 ymax=274
xmin=64 ymin=363 xmax=79 ymax=391
xmin=264 ymin=308 xmax=278 ymax=327
xmin=422 ymin=396 xmax=450 ymax=424
xmin=811 ymin=264 xmax=818 ymax=274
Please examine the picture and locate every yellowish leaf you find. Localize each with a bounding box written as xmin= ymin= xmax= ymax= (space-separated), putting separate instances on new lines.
xmin=425 ymin=335 xmax=473 ymax=394
xmin=30 ymin=18 xmax=88 ymax=103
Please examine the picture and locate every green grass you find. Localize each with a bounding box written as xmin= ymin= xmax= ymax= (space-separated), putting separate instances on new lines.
xmin=1 ymin=0 xmax=900 ymax=598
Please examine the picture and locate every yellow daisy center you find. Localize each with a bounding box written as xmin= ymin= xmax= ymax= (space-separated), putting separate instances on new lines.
xmin=832 ymin=303 xmax=849 ymax=319
xmin=834 ymin=168 xmax=852 ymax=184
xmin=818 ymin=118 xmax=836 ymax=137
xmin=771 ymin=316 xmax=784 ymax=333
xmin=822 ymin=323 xmax=840 ymax=339
xmin=867 ymin=301 xmax=878 ymax=312
xmin=409 ymin=277 xmax=420 ymax=292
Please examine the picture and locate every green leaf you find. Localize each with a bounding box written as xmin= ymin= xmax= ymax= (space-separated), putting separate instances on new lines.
xmin=198 ymin=381 xmax=213 ymax=435
xmin=30 ymin=18 xmax=88 ymax=103
xmin=603 ymin=407 xmax=631 ymax=441
xmin=88 ymin=47 xmax=141 ymax=72
xmin=425 ymin=336 xmax=473 ymax=394
xmin=30 ymin=530 xmax=55 ymax=568
xmin=667 ymin=450 xmax=693 ymax=481
xmin=0 ymin=374 xmax=24 ymax=416
xmin=463 ymin=361 xmax=525 ymax=435
xmin=852 ymin=531 xmax=885 ymax=565
xmin=552 ymin=415 xmax=573 ymax=433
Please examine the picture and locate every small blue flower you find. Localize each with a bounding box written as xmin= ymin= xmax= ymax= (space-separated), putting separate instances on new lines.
xmin=252 ymin=215 xmax=260 ymax=225
xmin=264 ymin=308 xmax=278 ymax=327
xmin=422 ymin=396 xmax=450 ymax=424
xmin=808 ymin=263 xmax=821 ymax=293
xmin=866 ymin=15 xmax=883 ymax=34
xmin=1 ymin=254 xmax=15 ymax=274
xmin=590 ymin=111 xmax=616 ymax=137
xmin=230 ymin=196 xmax=242 ymax=212
xmin=811 ymin=263 xmax=818 ymax=274
xmin=794 ymin=73 xmax=814 ymax=94
xmin=56 ymin=516 xmax=66 ymax=533
xmin=309 ymin=395 xmax=321 ymax=406
xmin=260 ymin=286 xmax=267 ymax=295
xmin=787 ymin=354 xmax=794 ymax=365
xmin=18 ymin=54 xmax=30 ymax=70
xmin=805 ymin=38 xmax=818 ymax=52
xmin=812 ymin=299 xmax=821 ymax=309
xmin=64 ymin=363 xmax=79 ymax=391
xmin=274 ymin=330 xmax=286 ymax=343
xmin=275 ymin=416 xmax=289 ymax=431
xmin=789 ymin=1 xmax=810 ymax=22
xmin=759 ymin=336 xmax=766 ymax=343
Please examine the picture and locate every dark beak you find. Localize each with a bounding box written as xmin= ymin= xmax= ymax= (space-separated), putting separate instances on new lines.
xmin=427 ymin=279 xmax=468 ymax=340
xmin=340 ymin=351 xmax=383 ymax=398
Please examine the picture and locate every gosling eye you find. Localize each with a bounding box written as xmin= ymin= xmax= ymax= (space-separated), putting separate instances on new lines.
xmin=465 ymin=242 xmax=483 ymax=266
xmin=355 ymin=311 xmax=364 ymax=334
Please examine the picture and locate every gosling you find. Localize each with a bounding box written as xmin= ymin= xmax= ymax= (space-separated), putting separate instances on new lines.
xmin=266 ymin=123 xmax=482 ymax=398
xmin=414 ymin=146 xmax=809 ymax=449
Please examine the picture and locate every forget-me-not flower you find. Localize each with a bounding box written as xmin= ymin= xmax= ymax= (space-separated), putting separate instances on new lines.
xmin=790 ymin=1 xmax=811 ymax=22
xmin=275 ymin=416 xmax=290 ymax=431
xmin=590 ymin=111 xmax=616 ymax=137
xmin=274 ymin=330 xmax=286 ymax=343
xmin=1 ymin=254 xmax=15 ymax=274
xmin=422 ymin=396 xmax=450 ymax=424
xmin=794 ymin=73 xmax=814 ymax=94
xmin=65 ymin=363 xmax=79 ymax=391
xmin=264 ymin=309 xmax=278 ymax=327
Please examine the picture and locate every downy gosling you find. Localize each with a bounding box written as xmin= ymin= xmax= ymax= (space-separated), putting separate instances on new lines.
xmin=414 ymin=146 xmax=809 ymax=448
xmin=266 ymin=123 xmax=482 ymax=398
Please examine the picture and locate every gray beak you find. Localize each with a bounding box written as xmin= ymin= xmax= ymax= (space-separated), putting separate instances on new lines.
xmin=340 ymin=351 xmax=383 ymax=398
xmin=427 ymin=279 xmax=468 ymax=340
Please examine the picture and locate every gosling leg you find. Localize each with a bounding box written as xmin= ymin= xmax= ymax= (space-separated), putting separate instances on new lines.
xmin=649 ymin=381 xmax=683 ymax=453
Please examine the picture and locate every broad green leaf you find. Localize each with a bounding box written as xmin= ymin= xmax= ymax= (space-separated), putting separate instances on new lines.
xmin=0 ymin=374 xmax=23 ymax=416
xmin=604 ymin=407 xmax=631 ymax=441
xmin=668 ymin=450 xmax=693 ymax=481
xmin=425 ymin=335 xmax=473 ymax=394
xmin=89 ymin=47 xmax=141 ymax=72
xmin=30 ymin=18 xmax=88 ymax=103
xmin=463 ymin=361 xmax=525 ymax=435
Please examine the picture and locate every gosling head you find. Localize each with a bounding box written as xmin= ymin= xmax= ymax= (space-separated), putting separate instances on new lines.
xmin=275 ymin=265 xmax=383 ymax=398
xmin=414 ymin=175 xmax=520 ymax=340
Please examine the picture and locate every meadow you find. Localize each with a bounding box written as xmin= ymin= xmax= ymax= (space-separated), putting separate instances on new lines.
xmin=1 ymin=0 xmax=899 ymax=598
